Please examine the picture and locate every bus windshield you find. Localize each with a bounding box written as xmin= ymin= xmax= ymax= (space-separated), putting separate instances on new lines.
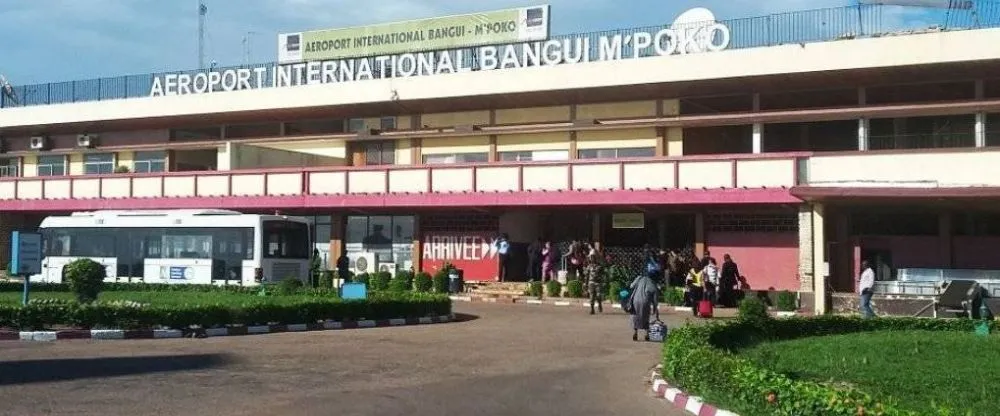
xmin=263 ymin=220 xmax=310 ymax=259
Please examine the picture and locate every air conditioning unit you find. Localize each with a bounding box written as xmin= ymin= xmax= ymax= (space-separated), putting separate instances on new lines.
xmin=77 ymin=133 xmax=97 ymax=148
xmin=377 ymin=262 xmax=397 ymax=278
xmin=29 ymin=136 xmax=48 ymax=150
xmin=350 ymin=252 xmax=376 ymax=275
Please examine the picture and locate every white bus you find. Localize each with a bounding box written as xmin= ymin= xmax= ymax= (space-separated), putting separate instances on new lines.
xmin=36 ymin=210 xmax=311 ymax=285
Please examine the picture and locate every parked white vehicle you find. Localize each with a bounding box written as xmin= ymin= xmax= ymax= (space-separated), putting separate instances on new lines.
xmin=36 ymin=209 xmax=311 ymax=285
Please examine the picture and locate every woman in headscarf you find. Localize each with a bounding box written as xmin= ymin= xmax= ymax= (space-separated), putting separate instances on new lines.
xmin=629 ymin=272 xmax=660 ymax=341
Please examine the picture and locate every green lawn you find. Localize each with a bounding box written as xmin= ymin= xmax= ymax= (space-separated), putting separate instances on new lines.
xmin=0 ymin=290 xmax=336 ymax=306
xmin=739 ymin=330 xmax=1000 ymax=415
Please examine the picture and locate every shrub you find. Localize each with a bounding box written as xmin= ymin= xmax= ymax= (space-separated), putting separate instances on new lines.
xmin=0 ymin=292 xmax=453 ymax=331
xmin=608 ymin=281 xmax=623 ymax=301
xmin=277 ymin=277 xmax=304 ymax=295
xmin=565 ymin=279 xmax=584 ymax=298
xmin=776 ymin=291 xmax=797 ymax=312
xmin=663 ymin=287 xmax=685 ymax=306
xmin=737 ymin=296 xmax=771 ymax=324
xmin=662 ymin=316 xmax=1000 ymax=416
xmin=389 ymin=271 xmax=414 ymax=292
xmin=317 ymin=271 xmax=334 ymax=289
xmin=370 ymin=271 xmax=392 ymax=291
xmin=114 ymin=165 xmax=131 ymax=173
xmin=413 ymin=272 xmax=433 ymax=292
xmin=308 ymin=251 xmax=323 ymax=288
xmin=431 ymin=267 xmax=451 ymax=293
xmin=546 ymin=280 xmax=562 ymax=298
xmin=527 ymin=281 xmax=543 ymax=298
xmin=604 ymin=264 xmax=630 ymax=288
xmin=64 ymin=258 xmax=107 ymax=303
xmin=353 ymin=273 xmax=371 ymax=286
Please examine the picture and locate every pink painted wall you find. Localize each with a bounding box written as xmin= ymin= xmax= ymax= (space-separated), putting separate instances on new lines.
xmin=953 ymin=236 xmax=1000 ymax=269
xmin=856 ymin=236 xmax=945 ymax=269
xmin=706 ymin=231 xmax=799 ymax=291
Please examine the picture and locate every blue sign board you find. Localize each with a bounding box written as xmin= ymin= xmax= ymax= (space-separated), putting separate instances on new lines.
xmin=340 ymin=282 xmax=368 ymax=300
xmin=10 ymin=231 xmax=42 ymax=276
xmin=169 ymin=266 xmax=188 ymax=280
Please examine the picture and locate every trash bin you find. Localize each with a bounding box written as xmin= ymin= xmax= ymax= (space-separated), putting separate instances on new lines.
xmin=449 ymin=269 xmax=465 ymax=293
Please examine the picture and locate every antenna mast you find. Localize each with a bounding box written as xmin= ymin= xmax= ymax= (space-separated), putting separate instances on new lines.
xmin=198 ymin=0 xmax=207 ymax=69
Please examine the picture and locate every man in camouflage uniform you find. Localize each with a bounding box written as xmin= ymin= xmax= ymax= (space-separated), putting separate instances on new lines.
xmin=585 ymin=249 xmax=605 ymax=315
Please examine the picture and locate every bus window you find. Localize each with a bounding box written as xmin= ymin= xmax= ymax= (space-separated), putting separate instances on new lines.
xmin=263 ymin=221 xmax=310 ymax=259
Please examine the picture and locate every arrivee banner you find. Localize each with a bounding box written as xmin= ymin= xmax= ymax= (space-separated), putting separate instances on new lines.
xmin=422 ymin=233 xmax=499 ymax=281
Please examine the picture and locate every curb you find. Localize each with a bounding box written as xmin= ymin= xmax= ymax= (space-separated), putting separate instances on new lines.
xmin=450 ymin=295 xmax=623 ymax=309
xmin=0 ymin=314 xmax=454 ymax=342
xmin=650 ymin=365 xmax=740 ymax=416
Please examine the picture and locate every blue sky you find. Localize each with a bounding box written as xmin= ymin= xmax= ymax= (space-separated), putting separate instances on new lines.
xmin=0 ymin=0 xmax=963 ymax=85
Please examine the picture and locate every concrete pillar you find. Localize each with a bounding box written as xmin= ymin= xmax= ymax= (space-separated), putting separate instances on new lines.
xmin=797 ymin=206 xmax=814 ymax=293
xmin=975 ymin=113 xmax=986 ymax=148
xmin=694 ymin=212 xmax=705 ymax=258
xmin=328 ymin=214 xmax=345 ymax=275
xmin=411 ymin=214 xmax=422 ymax=273
xmin=811 ymin=204 xmax=828 ymax=315
xmin=858 ymin=118 xmax=870 ymax=151
xmin=657 ymin=217 xmax=668 ymax=249
xmin=751 ymin=92 xmax=763 ymax=154
xmin=591 ymin=213 xmax=602 ymax=251
xmin=666 ymin=127 xmax=684 ymax=156
xmin=752 ymin=124 xmax=763 ymax=154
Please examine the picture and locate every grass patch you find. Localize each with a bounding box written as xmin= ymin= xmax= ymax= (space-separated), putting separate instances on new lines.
xmin=740 ymin=330 xmax=1000 ymax=415
xmin=0 ymin=290 xmax=333 ymax=307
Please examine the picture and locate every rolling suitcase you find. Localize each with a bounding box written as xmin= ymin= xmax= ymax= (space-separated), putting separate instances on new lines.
xmin=698 ymin=298 xmax=714 ymax=318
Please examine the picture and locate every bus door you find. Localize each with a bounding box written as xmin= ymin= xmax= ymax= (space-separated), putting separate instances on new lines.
xmin=212 ymin=229 xmax=246 ymax=282
xmin=115 ymin=229 xmax=143 ymax=280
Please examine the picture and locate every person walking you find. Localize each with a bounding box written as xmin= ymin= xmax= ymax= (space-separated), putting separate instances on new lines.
xmin=495 ymin=233 xmax=511 ymax=282
xmin=584 ymin=248 xmax=605 ymax=315
xmin=628 ymin=272 xmax=660 ymax=341
xmin=858 ymin=260 xmax=876 ymax=319
xmin=541 ymin=241 xmax=557 ymax=283
xmin=719 ymin=254 xmax=740 ymax=307
xmin=686 ymin=261 xmax=705 ymax=317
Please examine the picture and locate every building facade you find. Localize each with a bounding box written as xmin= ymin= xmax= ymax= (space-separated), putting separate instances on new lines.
xmin=2 ymin=5 xmax=1000 ymax=312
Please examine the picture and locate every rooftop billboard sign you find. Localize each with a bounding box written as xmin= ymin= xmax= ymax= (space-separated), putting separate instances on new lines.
xmin=277 ymin=5 xmax=551 ymax=63
xmin=149 ymin=8 xmax=730 ymax=97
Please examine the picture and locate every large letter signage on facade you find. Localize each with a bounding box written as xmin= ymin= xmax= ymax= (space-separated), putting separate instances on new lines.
xmin=278 ymin=5 xmax=551 ymax=63
xmin=149 ymin=7 xmax=731 ymax=97
xmin=421 ymin=233 xmax=499 ymax=281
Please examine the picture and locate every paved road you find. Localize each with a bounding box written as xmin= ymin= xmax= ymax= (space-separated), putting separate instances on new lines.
xmin=0 ymin=303 xmax=692 ymax=416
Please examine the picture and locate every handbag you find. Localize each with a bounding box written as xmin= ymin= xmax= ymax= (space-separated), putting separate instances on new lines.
xmin=620 ymin=288 xmax=635 ymax=314
xmin=648 ymin=319 xmax=668 ymax=342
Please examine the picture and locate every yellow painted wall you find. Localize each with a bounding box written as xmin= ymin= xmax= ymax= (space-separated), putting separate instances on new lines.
xmin=256 ymin=139 xmax=348 ymax=159
xmin=576 ymin=101 xmax=657 ymax=120
xmin=421 ymin=136 xmax=490 ymax=154
xmin=117 ymin=151 xmax=135 ymax=170
xmin=397 ymin=115 xmax=413 ymax=130
xmin=662 ymin=99 xmax=681 ymax=117
xmin=495 ymin=106 xmax=571 ymax=124
xmin=421 ymin=111 xmax=491 ymax=128
xmin=396 ymin=139 xmax=412 ymax=164
xmin=577 ymin=128 xmax=659 ymax=150
xmin=22 ymin=155 xmax=38 ymax=177
xmin=667 ymin=127 xmax=684 ymax=156
xmin=496 ymin=132 xmax=570 ymax=152
xmin=68 ymin=153 xmax=84 ymax=175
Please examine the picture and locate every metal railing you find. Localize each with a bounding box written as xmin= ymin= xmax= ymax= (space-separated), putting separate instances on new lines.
xmin=2 ymin=3 xmax=1000 ymax=109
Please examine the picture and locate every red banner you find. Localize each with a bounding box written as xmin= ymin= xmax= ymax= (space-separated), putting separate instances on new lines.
xmin=421 ymin=233 xmax=499 ymax=281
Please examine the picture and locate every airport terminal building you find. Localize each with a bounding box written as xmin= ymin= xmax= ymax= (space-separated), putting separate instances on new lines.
xmin=1 ymin=4 xmax=1000 ymax=312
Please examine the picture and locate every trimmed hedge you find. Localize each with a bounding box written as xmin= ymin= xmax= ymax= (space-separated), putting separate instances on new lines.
xmin=0 ymin=292 xmax=451 ymax=331
xmin=663 ymin=316 xmax=1000 ymax=416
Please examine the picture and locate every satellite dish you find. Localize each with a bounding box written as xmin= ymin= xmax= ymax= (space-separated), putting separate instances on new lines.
xmin=0 ymin=74 xmax=18 ymax=106
xmin=671 ymin=8 xmax=722 ymax=54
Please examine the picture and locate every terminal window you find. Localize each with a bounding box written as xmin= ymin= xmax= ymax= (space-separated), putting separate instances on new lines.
xmin=36 ymin=155 xmax=66 ymax=176
xmin=0 ymin=157 xmax=19 ymax=177
xmin=83 ymin=153 xmax=115 ymax=175
xmin=578 ymin=147 xmax=655 ymax=159
xmin=134 ymin=151 xmax=167 ymax=173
